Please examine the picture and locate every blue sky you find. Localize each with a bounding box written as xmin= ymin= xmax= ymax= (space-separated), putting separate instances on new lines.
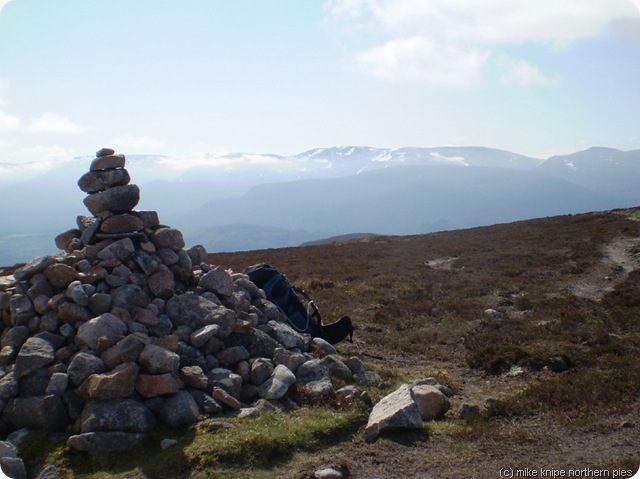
xmin=1 ymin=0 xmax=639 ymax=173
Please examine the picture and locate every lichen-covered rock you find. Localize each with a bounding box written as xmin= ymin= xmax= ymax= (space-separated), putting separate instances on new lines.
xmin=80 ymin=398 xmax=156 ymax=433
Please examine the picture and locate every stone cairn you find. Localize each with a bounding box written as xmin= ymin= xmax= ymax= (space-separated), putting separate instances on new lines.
xmin=0 ymin=148 xmax=381 ymax=459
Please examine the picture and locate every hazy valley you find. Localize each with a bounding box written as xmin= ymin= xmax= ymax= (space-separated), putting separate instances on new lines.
xmin=1 ymin=145 xmax=639 ymax=265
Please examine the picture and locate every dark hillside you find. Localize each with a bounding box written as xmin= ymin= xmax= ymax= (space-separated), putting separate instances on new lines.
xmin=208 ymin=208 xmax=640 ymax=478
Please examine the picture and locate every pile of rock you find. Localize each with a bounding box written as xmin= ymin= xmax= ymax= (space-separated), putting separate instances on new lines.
xmin=0 ymin=148 xmax=379 ymax=456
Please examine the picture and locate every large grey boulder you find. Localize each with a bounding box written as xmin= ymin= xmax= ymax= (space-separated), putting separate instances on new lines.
xmin=225 ymin=329 xmax=280 ymax=358
xmin=199 ymin=266 xmax=234 ymax=297
xmin=258 ymin=364 xmax=296 ymax=400
xmin=159 ymin=391 xmax=200 ymax=426
xmin=274 ymin=348 xmax=306 ymax=373
xmin=77 ymin=313 xmax=127 ymax=350
xmin=136 ymin=373 xmax=184 ymax=398
xmin=13 ymin=337 xmax=55 ymax=378
xmin=364 ymin=384 xmax=424 ymax=443
xmin=0 ymin=372 xmax=19 ymax=400
xmin=90 ymin=153 xmax=124 ymax=171
xmin=67 ymin=352 xmax=106 ymax=386
xmin=101 ymin=214 xmax=143 ymax=234
xmin=150 ymin=227 xmax=185 ymax=251
xmin=80 ymin=398 xmax=156 ymax=433
xmin=138 ymin=344 xmax=180 ymax=374
xmin=250 ymin=358 xmax=274 ymax=386
xmin=166 ymin=292 xmax=237 ymax=336
xmin=295 ymin=359 xmax=329 ymax=384
xmin=110 ymin=284 xmax=148 ymax=310
xmin=67 ymin=431 xmax=147 ymax=453
xmin=78 ymin=362 xmax=139 ymax=400
xmin=9 ymin=294 xmax=35 ymax=325
xmin=267 ymin=321 xmax=306 ymax=350
xmin=2 ymin=395 xmax=69 ymax=431
xmin=207 ymin=368 xmax=242 ymax=398
xmin=78 ymin=168 xmax=130 ymax=194
xmin=83 ymin=184 xmax=140 ymax=215
xmin=12 ymin=255 xmax=57 ymax=281
xmin=101 ymin=334 xmax=146 ymax=369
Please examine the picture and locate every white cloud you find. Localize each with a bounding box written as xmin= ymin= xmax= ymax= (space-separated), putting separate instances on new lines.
xmin=326 ymin=0 xmax=640 ymax=87
xmin=110 ymin=135 xmax=165 ymax=152
xmin=0 ymin=109 xmax=21 ymax=131
xmin=499 ymin=59 xmax=556 ymax=87
xmin=153 ymin=152 xmax=292 ymax=172
xmin=356 ymin=36 xmax=489 ymax=88
xmin=27 ymin=112 xmax=86 ymax=134
xmin=0 ymin=143 xmax=80 ymax=181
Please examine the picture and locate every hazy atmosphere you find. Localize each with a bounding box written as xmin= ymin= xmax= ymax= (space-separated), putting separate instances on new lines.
xmin=1 ymin=4 xmax=640 ymax=477
xmin=1 ymin=0 xmax=640 ymax=177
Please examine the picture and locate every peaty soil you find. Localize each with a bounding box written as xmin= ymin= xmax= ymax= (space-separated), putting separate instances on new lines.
xmin=208 ymin=209 xmax=640 ymax=479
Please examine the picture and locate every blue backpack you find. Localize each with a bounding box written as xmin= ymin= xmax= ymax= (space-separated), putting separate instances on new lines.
xmin=245 ymin=263 xmax=353 ymax=345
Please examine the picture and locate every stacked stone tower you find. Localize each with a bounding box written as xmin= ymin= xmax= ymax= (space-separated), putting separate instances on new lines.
xmin=0 ymin=149 xmax=376 ymax=456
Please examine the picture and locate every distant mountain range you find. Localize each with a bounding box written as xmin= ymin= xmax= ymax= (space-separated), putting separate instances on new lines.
xmin=1 ymin=146 xmax=638 ymax=264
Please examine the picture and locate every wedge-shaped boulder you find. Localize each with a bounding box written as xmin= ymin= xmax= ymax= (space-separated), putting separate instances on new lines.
xmin=364 ymin=384 xmax=423 ymax=443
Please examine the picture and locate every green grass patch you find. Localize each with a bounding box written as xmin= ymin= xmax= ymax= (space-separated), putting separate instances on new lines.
xmin=20 ymin=407 xmax=367 ymax=479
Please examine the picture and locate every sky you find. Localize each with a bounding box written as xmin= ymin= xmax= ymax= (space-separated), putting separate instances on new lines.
xmin=1 ymin=0 xmax=639 ymax=174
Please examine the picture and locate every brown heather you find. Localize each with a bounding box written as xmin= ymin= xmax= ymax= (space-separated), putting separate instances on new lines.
xmin=3 ymin=208 xmax=639 ymax=478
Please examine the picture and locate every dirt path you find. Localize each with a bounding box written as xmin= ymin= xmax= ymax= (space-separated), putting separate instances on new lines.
xmin=568 ymin=236 xmax=640 ymax=300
